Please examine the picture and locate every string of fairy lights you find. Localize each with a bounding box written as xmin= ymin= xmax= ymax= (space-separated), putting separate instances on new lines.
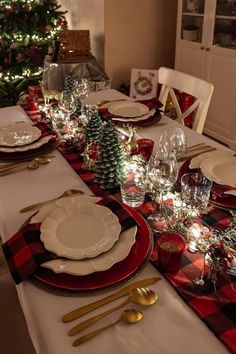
xmin=0 ymin=0 xmax=45 ymax=6
xmin=0 ymin=0 xmax=66 ymax=82
xmin=0 ymin=67 xmax=43 ymax=81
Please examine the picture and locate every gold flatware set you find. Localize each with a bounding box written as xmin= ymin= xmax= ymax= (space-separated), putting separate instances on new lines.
xmin=0 ymin=155 xmax=55 ymax=177
xmin=178 ymin=143 xmax=216 ymax=162
xmin=62 ymin=276 xmax=161 ymax=346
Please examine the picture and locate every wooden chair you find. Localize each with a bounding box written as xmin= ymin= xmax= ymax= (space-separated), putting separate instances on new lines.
xmin=158 ymin=67 xmax=214 ymax=134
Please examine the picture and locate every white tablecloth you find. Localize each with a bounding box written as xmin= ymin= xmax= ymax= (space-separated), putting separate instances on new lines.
xmin=0 ymin=93 xmax=232 ymax=354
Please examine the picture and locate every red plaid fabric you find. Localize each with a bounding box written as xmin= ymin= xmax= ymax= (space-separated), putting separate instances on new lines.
xmin=24 ymin=108 xmax=236 ymax=353
xmin=2 ymin=197 xmax=137 ymax=285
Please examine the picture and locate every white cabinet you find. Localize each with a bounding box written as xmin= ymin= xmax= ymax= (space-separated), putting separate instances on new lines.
xmin=175 ymin=0 xmax=236 ymax=150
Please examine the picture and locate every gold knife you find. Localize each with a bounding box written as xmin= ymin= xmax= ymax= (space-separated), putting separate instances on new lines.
xmin=62 ymin=276 xmax=161 ymax=323
xmin=178 ymin=147 xmax=216 ymax=162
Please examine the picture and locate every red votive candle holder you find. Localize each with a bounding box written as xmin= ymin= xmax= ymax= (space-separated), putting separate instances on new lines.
xmin=136 ymin=139 xmax=154 ymax=161
xmin=157 ymin=232 xmax=186 ymax=273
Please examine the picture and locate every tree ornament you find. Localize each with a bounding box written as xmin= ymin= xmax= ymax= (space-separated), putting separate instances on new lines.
xmin=85 ymin=111 xmax=103 ymax=143
xmin=94 ymin=121 xmax=125 ymax=189
xmin=82 ymin=142 xmax=99 ymax=170
xmin=44 ymin=25 xmax=52 ymax=33
xmin=125 ymin=125 xmax=138 ymax=154
xmin=22 ymin=4 xmax=32 ymax=11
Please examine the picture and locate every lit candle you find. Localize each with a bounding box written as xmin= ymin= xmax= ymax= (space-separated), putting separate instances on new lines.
xmin=187 ymin=222 xmax=203 ymax=253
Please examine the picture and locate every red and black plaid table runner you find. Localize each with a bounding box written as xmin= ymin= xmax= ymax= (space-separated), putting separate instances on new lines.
xmin=57 ymin=143 xmax=236 ymax=353
xmin=4 ymin=105 xmax=236 ymax=353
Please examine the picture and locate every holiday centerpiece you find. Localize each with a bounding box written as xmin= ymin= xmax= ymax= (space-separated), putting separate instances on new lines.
xmin=94 ymin=121 xmax=125 ymax=189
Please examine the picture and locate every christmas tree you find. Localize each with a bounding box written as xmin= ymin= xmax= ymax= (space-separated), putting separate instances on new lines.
xmin=94 ymin=121 xmax=125 ymax=189
xmin=85 ymin=111 xmax=103 ymax=143
xmin=0 ymin=0 xmax=67 ymax=106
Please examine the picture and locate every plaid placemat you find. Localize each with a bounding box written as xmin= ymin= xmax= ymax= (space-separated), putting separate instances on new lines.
xmin=2 ymin=197 xmax=137 ymax=285
xmin=25 ymin=108 xmax=236 ymax=353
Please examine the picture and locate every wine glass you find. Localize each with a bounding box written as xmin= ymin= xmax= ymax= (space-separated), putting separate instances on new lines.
xmin=73 ymin=78 xmax=91 ymax=120
xmin=168 ymin=127 xmax=187 ymax=158
xmin=58 ymin=91 xmax=77 ymax=122
xmin=147 ymin=150 xmax=178 ymax=232
xmin=159 ymin=127 xmax=187 ymax=159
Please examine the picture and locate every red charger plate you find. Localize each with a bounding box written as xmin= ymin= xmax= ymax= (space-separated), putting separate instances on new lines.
xmin=33 ymin=203 xmax=153 ymax=292
xmin=178 ymin=160 xmax=236 ymax=210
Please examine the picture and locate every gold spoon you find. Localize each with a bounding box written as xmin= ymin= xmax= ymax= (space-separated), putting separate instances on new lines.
xmin=0 ymin=155 xmax=55 ymax=170
xmin=72 ymin=309 xmax=142 ymax=347
xmin=0 ymin=160 xmax=45 ymax=176
xmin=0 ymin=157 xmax=51 ymax=174
xmin=68 ymin=287 xmax=157 ymax=336
xmin=19 ymin=189 xmax=84 ymax=213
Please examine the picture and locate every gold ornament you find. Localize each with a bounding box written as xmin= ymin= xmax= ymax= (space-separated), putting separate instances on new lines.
xmin=44 ymin=25 xmax=52 ymax=33
xmin=125 ymin=125 xmax=138 ymax=154
xmin=81 ymin=143 xmax=97 ymax=170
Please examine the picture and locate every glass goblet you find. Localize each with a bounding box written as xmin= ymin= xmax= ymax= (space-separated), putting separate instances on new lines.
xmin=147 ymin=150 xmax=178 ymax=232
xmin=58 ymin=92 xmax=77 ymax=124
xmin=167 ymin=126 xmax=187 ymax=159
xmin=159 ymin=127 xmax=187 ymax=159
xmin=73 ymin=78 xmax=91 ymax=119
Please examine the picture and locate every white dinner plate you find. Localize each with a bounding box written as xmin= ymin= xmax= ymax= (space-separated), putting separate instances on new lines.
xmin=0 ymin=122 xmax=41 ymax=147
xmin=112 ymin=108 xmax=156 ymax=122
xmin=0 ymin=134 xmax=53 ymax=153
xmin=108 ymin=101 xmax=149 ymax=117
xmin=40 ymin=202 xmax=121 ymax=260
xmin=41 ymin=226 xmax=137 ymax=275
xmin=200 ymin=156 xmax=236 ymax=187
xmin=189 ymin=150 xmax=234 ymax=170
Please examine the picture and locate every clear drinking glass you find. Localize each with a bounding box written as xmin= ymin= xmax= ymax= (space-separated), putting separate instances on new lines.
xmin=147 ymin=150 xmax=178 ymax=232
xmin=120 ymin=163 xmax=147 ymax=207
xmin=181 ymin=172 xmax=213 ymax=214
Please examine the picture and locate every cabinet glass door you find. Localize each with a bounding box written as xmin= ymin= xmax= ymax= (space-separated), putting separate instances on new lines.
xmin=214 ymin=0 xmax=236 ymax=48
xmin=181 ymin=0 xmax=205 ymax=43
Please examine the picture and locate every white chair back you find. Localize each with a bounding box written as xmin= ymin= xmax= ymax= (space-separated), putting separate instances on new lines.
xmin=158 ymin=67 xmax=214 ymax=134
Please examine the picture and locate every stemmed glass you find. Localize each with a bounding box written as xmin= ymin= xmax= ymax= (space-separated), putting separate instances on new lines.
xmin=147 ymin=149 xmax=178 ymax=232
xmin=56 ymin=92 xmax=77 ymax=140
xmin=73 ymin=78 xmax=91 ymax=121
xmin=159 ymin=127 xmax=187 ymax=159
xmin=58 ymin=91 xmax=77 ymax=124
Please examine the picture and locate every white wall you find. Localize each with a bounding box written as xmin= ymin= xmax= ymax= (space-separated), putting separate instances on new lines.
xmin=104 ymin=0 xmax=177 ymax=88
xmin=58 ymin=0 xmax=177 ymax=89
xmin=58 ymin=0 xmax=105 ymax=67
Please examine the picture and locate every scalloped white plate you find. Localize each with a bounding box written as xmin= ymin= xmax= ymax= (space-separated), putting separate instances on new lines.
xmin=200 ymin=156 xmax=236 ymax=188
xmin=40 ymin=202 xmax=121 ymax=260
xmin=189 ymin=150 xmax=234 ymax=170
xmin=112 ymin=108 xmax=155 ymax=122
xmin=108 ymin=101 xmax=149 ymax=118
xmin=41 ymin=226 xmax=137 ymax=275
xmin=0 ymin=134 xmax=53 ymax=153
xmin=0 ymin=122 xmax=41 ymax=147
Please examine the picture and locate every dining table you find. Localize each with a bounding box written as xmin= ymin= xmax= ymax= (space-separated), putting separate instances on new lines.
xmin=0 ymin=89 xmax=235 ymax=354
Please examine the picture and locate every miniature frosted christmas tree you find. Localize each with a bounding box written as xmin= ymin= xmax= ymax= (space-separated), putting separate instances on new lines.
xmin=94 ymin=121 xmax=124 ymax=189
xmin=63 ymin=72 xmax=77 ymax=96
xmin=85 ymin=111 xmax=103 ymax=143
